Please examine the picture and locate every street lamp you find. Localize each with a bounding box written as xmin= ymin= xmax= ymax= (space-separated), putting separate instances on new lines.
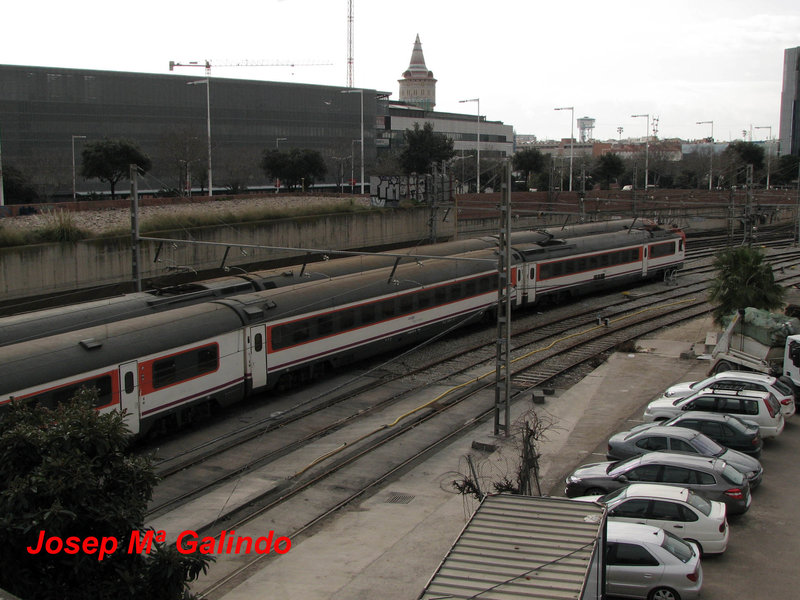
xmin=275 ymin=137 xmax=287 ymax=150
xmin=755 ymin=125 xmax=772 ymax=189
xmin=696 ymin=120 xmax=714 ymax=190
xmin=187 ymin=79 xmax=212 ymax=197
xmin=459 ymin=98 xmax=480 ymax=193
xmin=554 ymin=106 xmax=574 ymax=192
xmin=341 ymin=89 xmax=365 ymax=194
xmin=631 ymin=113 xmax=650 ymax=190
xmin=71 ymin=135 xmax=86 ymax=200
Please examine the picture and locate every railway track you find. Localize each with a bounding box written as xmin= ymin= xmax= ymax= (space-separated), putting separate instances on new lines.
xmin=134 ymin=244 xmax=800 ymax=597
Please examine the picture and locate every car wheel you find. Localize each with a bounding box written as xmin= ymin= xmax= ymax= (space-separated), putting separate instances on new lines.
xmin=648 ymin=587 xmax=681 ymax=600
xmin=584 ymin=487 xmax=606 ymax=495
xmin=714 ymin=360 xmax=737 ymax=374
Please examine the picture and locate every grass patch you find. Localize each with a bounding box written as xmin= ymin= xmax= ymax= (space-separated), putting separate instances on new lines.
xmin=0 ymin=209 xmax=90 ymax=247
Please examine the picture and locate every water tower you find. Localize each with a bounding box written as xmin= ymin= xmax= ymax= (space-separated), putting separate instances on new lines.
xmin=577 ymin=117 xmax=595 ymax=142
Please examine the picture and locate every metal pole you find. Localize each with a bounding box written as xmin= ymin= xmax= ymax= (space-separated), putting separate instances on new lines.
xmin=205 ymin=79 xmax=212 ymax=197
xmin=494 ymin=159 xmax=512 ymax=437
xmin=359 ymin=89 xmax=365 ymax=195
xmin=130 ymin=165 xmax=141 ymax=292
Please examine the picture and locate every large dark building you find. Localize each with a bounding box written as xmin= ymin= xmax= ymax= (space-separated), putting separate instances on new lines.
xmin=0 ymin=64 xmax=376 ymax=197
xmin=779 ymin=46 xmax=800 ymax=156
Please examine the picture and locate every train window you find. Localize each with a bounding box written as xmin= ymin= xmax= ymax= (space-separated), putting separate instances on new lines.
xmin=153 ymin=345 xmax=218 ymax=389
xmin=417 ymin=290 xmax=432 ymax=309
xmin=480 ymin=275 xmax=495 ymax=293
xmin=530 ymin=267 xmax=536 ymax=280
xmin=254 ymin=333 xmax=263 ymax=353
xmin=382 ymin=299 xmax=397 ymax=318
xmin=292 ymin=322 xmax=310 ymax=343
xmin=599 ymin=253 xmax=610 ymax=267
xmin=435 ymin=286 xmax=448 ymax=304
xmin=465 ymin=280 xmax=477 ymax=296
xmin=576 ymin=258 xmax=587 ymax=272
xmin=340 ymin=309 xmax=355 ymax=330
xmin=589 ymin=256 xmax=599 ymax=269
xmin=361 ymin=304 xmax=376 ymax=324
xmin=564 ymin=260 xmax=576 ymax=275
xmin=650 ymin=243 xmax=675 ymax=258
xmin=124 ymin=371 xmax=135 ymax=394
xmin=399 ymin=294 xmax=414 ymax=314
xmin=27 ymin=377 xmax=113 ymax=410
xmin=317 ymin=315 xmax=334 ymax=336
xmin=153 ymin=359 xmax=177 ymax=388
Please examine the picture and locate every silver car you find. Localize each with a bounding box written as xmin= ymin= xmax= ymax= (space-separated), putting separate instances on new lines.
xmin=606 ymin=521 xmax=703 ymax=600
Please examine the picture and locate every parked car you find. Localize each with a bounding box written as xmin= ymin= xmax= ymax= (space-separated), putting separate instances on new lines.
xmin=658 ymin=371 xmax=796 ymax=418
xmin=577 ymin=483 xmax=729 ymax=555
xmin=606 ymin=521 xmax=703 ymax=600
xmin=645 ymin=412 xmax=763 ymax=457
xmin=643 ymin=388 xmax=785 ymax=438
xmin=606 ymin=425 xmax=763 ymax=488
xmin=564 ymin=452 xmax=752 ymax=514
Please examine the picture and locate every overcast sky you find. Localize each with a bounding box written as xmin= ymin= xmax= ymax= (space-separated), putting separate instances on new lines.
xmin=4 ymin=0 xmax=799 ymax=142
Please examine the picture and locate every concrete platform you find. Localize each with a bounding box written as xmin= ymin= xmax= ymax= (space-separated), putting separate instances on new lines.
xmin=215 ymin=317 xmax=715 ymax=600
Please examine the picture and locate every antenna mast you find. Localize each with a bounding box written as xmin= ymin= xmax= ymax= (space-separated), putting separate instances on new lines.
xmin=347 ymin=0 xmax=354 ymax=87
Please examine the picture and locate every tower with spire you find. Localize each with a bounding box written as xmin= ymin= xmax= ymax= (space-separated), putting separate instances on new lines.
xmin=398 ymin=34 xmax=437 ymax=111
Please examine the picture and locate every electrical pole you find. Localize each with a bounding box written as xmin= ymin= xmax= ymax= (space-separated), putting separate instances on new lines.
xmin=130 ymin=165 xmax=141 ymax=292
xmin=494 ymin=160 xmax=512 ymax=436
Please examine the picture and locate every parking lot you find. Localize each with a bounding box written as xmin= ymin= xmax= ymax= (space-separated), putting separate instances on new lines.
xmin=698 ymin=418 xmax=798 ymax=598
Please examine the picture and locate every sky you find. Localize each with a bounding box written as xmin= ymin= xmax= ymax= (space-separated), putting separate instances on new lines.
xmin=3 ymin=0 xmax=799 ymax=143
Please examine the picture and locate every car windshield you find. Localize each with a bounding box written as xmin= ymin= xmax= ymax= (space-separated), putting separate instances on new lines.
xmin=689 ymin=433 xmax=725 ymax=456
xmin=607 ymin=455 xmax=640 ymax=475
xmin=721 ymin=463 xmax=745 ymax=486
xmin=599 ymin=487 xmax=629 ymax=503
xmin=773 ymin=378 xmax=793 ymax=396
xmin=724 ymin=414 xmax=757 ymax=433
xmin=685 ymin=490 xmax=712 ymax=516
xmin=661 ymin=530 xmax=695 ymax=563
xmin=766 ymin=394 xmax=781 ymax=414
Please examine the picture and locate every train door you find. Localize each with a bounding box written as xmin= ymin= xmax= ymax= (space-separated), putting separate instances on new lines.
xmin=119 ymin=361 xmax=139 ymax=435
xmin=248 ymin=325 xmax=267 ymax=390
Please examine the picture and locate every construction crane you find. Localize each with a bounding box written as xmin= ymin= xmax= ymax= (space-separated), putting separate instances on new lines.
xmin=169 ymin=59 xmax=332 ymax=76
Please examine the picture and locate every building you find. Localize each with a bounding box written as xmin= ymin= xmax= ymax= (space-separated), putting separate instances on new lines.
xmin=418 ymin=495 xmax=607 ymax=600
xmin=398 ymin=34 xmax=437 ymax=111
xmin=0 ymin=64 xmax=374 ymax=198
xmin=779 ymin=46 xmax=799 ymax=156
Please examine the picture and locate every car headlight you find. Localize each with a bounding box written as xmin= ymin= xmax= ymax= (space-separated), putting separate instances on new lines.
xmin=567 ymin=475 xmax=581 ymax=484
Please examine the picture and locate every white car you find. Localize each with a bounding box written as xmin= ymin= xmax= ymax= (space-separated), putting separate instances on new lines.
xmin=576 ymin=483 xmax=729 ymax=555
xmin=606 ymin=521 xmax=703 ymax=600
xmin=659 ymin=371 xmax=796 ymax=418
xmin=643 ymin=388 xmax=785 ymax=438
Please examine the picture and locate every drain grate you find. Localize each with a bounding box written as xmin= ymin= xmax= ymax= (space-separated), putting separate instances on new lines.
xmin=385 ymin=492 xmax=415 ymax=504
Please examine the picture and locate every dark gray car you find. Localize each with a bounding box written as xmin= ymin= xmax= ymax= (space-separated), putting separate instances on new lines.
xmin=606 ymin=425 xmax=763 ymax=488
xmin=631 ymin=411 xmax=763 ymax=457
xmin=565 ymin=452 xmax=752 ymax=514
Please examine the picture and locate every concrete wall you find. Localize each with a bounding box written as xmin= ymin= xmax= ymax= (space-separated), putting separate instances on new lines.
xmin=0 ymin=208 xmax=454 ymax=301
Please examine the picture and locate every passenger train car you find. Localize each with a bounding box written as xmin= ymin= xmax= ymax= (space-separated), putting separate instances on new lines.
xmin=0 ymin=224 xmax=684 ymax=436
xmin=0 ymin=219 xmax=644 ymax=347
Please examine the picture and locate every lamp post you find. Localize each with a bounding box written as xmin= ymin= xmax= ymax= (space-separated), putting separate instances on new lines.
xmin=459 ymin=98 xmax=480 ymax=193
xmin=632 ymin=113 xmax=650 ymax=190
xmin=696 ymin=120 xmax=714 ymax=190
xmin=755 ymin=125 xmax=772 ymax=189
xmin=554 ymin=106 xmax=574 ymax=191
xmin=275 ymin=137 xmax=287 ymax=150
xmin=341 ymin=88 xmax=364 ymax=194
xmin=71 ymin=135 xmax=86 ymax=200
xmin=188 ymin=79 xmax=212 ymax=197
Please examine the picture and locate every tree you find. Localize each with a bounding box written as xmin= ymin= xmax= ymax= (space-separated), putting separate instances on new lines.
xmin=1 ymin=164 xmax=39 ymax=204
xmin=81 ymin=138 xmax=152 ymax=199
xmin=0 ymin=390 xmax=212 ymax=600
xmin=722 ymin=141 xmax=765 ymax=186
xmin=260 ymin=148 xmax=327 ymax=190
xmin=398 ymin=122 xmax=455 ymax=175
xmin=592 ymin=153 xmax=625 ymax=189
xmin=707 ymin=246 xmax=785 ymax=325
xmin=512 ymin=147 xmax=545 ymax=190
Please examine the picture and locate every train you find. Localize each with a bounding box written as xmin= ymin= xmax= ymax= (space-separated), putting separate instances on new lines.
xmin=0 ymin=219 xmax=644 ymax=347
xmin=0 ymin=223 xmax=685 ymax=436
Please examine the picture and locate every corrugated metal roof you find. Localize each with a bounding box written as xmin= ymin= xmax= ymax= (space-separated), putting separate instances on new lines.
xmin=418 ymin=495 xmax=606 ymax=600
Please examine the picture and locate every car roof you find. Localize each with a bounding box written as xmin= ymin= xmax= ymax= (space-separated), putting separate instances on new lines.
xmin=625 ymin=451 xmax=721 ymax=469
xmin=688 ymin=388 xmax=771 ymax=400
xmin=607 ymin=521 xmax=665 ymax=543
xmin=632 ymin=425 xmax=700 ymax=440
xmin=620 ymin=483 xmax=690 ymax=501
xmin=711 ymin=371 xmax=775 ymax=384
